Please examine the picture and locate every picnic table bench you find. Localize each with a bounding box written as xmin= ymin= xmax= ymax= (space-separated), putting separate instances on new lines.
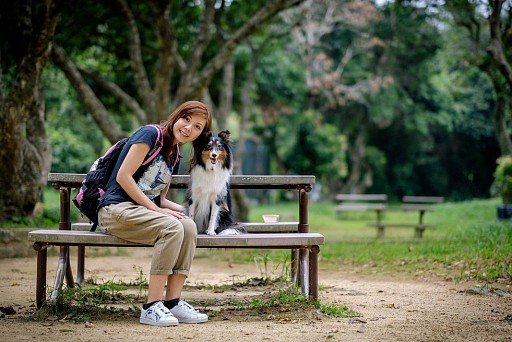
xmin=335 ymin=194 xmax=388 ymax=225
xmin=29 ymin=173 xmax=324 ymax=308
xmin=367 ymin=196 xmax=444 ymax=239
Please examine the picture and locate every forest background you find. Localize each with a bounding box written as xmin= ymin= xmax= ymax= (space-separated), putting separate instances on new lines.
xmin=1 ymin=0 xmax=511 ymax=221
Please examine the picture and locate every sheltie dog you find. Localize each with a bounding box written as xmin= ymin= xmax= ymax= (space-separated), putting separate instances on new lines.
xmin=185 ymin=130 xmax=246 ymax=235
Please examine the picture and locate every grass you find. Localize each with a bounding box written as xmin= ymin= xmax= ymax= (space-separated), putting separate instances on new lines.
xmin=231 ymin=284 xmax=360 ymax=319
xmin=244 ymin=197 xmax=512 ymax=282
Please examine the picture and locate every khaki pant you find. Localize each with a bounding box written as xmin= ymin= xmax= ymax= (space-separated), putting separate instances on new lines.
xmin=98 ymin=202 xmax=197 ymax=276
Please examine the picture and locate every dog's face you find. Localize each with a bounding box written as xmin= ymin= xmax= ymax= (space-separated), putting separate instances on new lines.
xmin=201 ymin=131 xmax=230 ymax=165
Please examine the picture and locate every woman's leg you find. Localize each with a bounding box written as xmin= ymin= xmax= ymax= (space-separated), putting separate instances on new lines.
xmin=165 ymin=274 xmax=187 ymax=299
xmin=148 ymin=274 xmax=168 ymax=303
xmin=165 ymin=217 xmax=197 ymax=300
xmin=98 ymin=203 xmax=189 ymax=301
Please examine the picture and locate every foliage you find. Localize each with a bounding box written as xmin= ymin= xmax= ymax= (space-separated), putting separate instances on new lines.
xmin=49 ymin=129 xmax=98 ymax=173
xmin=14 ymin=0 xmax=508 ymax=216
xmin=282 ymin=110 xmax=347 ymax=183
xmin=492 ymin=156 xmax=512 ymax=204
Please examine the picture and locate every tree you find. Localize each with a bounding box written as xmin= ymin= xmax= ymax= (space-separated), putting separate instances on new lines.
xmin=284 ymin=0 xmax=400 ymax=194
xmin=52 ymin=0 xmax=303 ymax=144
xmin=0 ymin=0 xmax=61 ymax=219
xmin=446 ymin=0 xmax=512 ymax=156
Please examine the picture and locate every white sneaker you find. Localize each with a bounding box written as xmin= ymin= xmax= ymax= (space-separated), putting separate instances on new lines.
xmin=140 ymin=301 xmax=179 ymax=326
xmin=169 ymin=300 xmax=208 ymax=324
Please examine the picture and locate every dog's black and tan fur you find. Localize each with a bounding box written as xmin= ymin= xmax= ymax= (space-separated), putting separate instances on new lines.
xmin=185 ymin=130 xmax=245 ymax=235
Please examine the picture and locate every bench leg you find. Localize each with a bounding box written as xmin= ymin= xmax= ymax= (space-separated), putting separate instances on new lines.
xmin=308 ymin=245 xmax=319 ymax=301
xmin=291 ymin=250 xmax=298 ymax=283
xmin=51 ymin=246 xmax=73 ymax=301
xmin=77 ymin=246 xmax=85 ymax=285
xmin=35 ymin=245 xmax=47 ymax=309
xmin=414 ymin=226 xmax=424 ymax=239
xmin=377 ymin=225 xmax=385 ymax=238
xmin=299 ymin=248 xmax=309 ymax=297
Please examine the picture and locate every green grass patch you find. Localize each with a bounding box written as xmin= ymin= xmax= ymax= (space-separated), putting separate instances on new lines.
xmin=249 ymin=198 xmax=512 ymax=282
xmin=318 ymin=302 xmax=360 ymax=318
xmin=35 ymin=280 xmax=143 ymax=322
xmin=231 ymin=285 xmax=360 ymax=319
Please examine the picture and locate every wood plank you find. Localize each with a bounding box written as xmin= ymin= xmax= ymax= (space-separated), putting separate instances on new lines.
xmin=402 ymin=196 xmax=444 ymax=203
xmin=71 ymin=222 xmax=299 ymax=233
xmin=367 ymin=222 xmax=431 ymax=228
xmin=28 ymin=230 xmax=324 ymax=248
xmin=48 ymin=173 xmax=315 ymax=190
xmin=401 ymin=204 xmax=435 ymax=211
xmin=336 ymin=204 xmax=386 ymax=211
xmin=335 ymin=194 xmax=387 ymax=201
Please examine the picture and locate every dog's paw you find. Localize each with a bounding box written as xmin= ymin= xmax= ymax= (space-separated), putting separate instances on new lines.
xmin=206 ymin=229 xmax=217 ymax=236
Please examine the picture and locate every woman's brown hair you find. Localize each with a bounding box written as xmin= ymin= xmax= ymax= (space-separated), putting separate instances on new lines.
xmin=160 ymin=101 xmax=212 ymax=165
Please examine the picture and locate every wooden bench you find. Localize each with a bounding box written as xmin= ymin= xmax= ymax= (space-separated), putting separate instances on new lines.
xmin=29 ymin=173 xmax=323 ymax=308
xmin=368 ymin=196 xmax=444 ymax=239
xmin=335 ymin=194 xmax=388 ymax=225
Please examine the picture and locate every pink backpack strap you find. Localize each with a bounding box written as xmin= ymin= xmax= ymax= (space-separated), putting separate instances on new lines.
xmin=142 ymin=124 xmax=163 ymax=165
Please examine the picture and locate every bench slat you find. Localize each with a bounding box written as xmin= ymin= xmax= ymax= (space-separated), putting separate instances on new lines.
xmin=367 ymin=222 xmax=431 ymax=228
xmin=402 ymin=196 xmax=444 ymax=203
xmin=336 ymin=204 xmax=387 ymax=211
xmin=401 ymin=204 xmax=435 ymax=211
xmin=48 ymin=173 xmax=315 ymax=190
xmin=29 ymin=230 xmax=324 ymax=248
xmin=335 ymin=194 xmax=387 ymax=201
xmin=71 ymin=222 xmax=299 ymax=233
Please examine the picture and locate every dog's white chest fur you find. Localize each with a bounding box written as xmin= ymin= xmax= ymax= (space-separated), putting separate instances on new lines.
xmin=189 ymin=163 xmax=231 ymax=233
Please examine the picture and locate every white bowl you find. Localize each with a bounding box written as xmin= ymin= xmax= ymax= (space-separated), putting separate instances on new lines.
xmin=262 ymin=214 xmax=280 ymax=223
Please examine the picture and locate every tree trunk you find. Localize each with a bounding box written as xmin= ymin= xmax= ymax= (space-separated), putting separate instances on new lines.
xmin=488 ymin=71 xmax=512 ymax=156
xmin=232 ymin=51 xmax=260 ymax=222
xmin=341 ymin=118 xmax=372 ymax=194
xmin=217 ymin=59 xmax=234 ymax=131
xmin=0 ymin=0 xmax=60 ymax=220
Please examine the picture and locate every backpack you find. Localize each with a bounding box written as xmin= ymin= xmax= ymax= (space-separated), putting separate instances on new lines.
xmin=73 ymin=125 xmax=163 ymax=231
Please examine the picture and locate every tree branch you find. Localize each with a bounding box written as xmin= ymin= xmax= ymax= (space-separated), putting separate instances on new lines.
xmin=51 ymin=45 xmax=126 ymax=143
xmin=79 ymin=68 xmax=148 ymax=124
xmin=114 ymin=0 xmax=155 ymax=114
xmin=174 ymin=0 xmax=304 ymax=104
xmin=149 ymin=0 xmax=175 ymax=120
xmin=487 ymin=0 xmax=512 ymax=90
xmin=179 ymin=0 xmax=216 ymax=91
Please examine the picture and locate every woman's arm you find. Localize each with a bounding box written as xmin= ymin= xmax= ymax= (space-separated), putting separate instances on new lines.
xmin=116 ymin=143 xmax=184 ymax=219
xmin=160 ymin=182 xmax=185 ymax=212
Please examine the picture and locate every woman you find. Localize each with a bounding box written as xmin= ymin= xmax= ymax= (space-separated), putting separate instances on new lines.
xmin=98 ymin=101 xmax=212 ymax=326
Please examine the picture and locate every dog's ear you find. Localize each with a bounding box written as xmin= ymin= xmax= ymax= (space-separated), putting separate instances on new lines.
xmin=218 ymin=130 xmax=231 ymax=142
xmin=197 ymin=131 xmax=212 ymax=145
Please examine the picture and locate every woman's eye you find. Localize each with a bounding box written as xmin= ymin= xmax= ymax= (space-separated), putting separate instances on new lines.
xmin=195 ymin=125 xmax=202 ymax=130
xmin=185 ymin=116 xmax=191 ymax=122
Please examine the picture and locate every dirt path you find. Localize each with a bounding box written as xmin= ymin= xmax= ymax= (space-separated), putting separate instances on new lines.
xmin=0 ymin=248 xmax=511 ymax=341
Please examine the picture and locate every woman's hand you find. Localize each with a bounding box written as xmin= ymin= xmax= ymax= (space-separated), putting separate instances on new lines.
xmin=155 ymin=207 xmax=185 ymax=219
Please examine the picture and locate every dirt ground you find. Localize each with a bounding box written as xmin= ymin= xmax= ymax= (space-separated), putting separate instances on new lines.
xmin=0 ymin=247 xmax=511 ymax=342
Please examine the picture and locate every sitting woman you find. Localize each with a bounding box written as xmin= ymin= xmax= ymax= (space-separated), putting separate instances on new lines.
xmin=98 ymin=101 xmax=212 ymax=326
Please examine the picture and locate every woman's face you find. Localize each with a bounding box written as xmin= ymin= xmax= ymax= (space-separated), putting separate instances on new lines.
xmin=173 ymin=113 xmax=207 ymax=144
